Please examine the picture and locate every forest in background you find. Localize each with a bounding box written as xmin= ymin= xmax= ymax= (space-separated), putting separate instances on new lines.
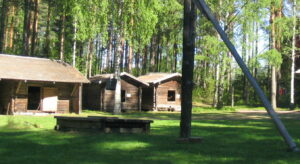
xmin=0 ymin=0 xmax=299 ymax=108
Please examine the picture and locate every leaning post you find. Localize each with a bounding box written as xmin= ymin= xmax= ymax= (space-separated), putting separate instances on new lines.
xmin=192 ymin=0 xmax=299 ymax=152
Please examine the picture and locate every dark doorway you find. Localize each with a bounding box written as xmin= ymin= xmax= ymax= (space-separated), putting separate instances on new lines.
xmin=141 ymin=88 xmax=154 ymax=111
xmin=28 ymin=87 xmax=41 ymax=110
xmin=121 ymin=90 xmax=126 ymax=102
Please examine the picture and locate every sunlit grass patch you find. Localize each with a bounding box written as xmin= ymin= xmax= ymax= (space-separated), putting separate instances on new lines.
xmin=0 ymin=110 xmax=299 ymax=164
xmin=99 ymin=141 xmax=150 ymax=151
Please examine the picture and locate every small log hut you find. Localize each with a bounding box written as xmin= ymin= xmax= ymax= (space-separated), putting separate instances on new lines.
xmin=0 ymin=54 xmax=89 ymax=114
xmin=138 ymin=73 xmax=181 ymax=111
xmin=83 ymin=72 xmax=149 ymax=112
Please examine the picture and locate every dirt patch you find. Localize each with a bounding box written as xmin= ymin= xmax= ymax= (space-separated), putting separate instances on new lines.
xmin=192 ymin=110 xmax=300 ymax=120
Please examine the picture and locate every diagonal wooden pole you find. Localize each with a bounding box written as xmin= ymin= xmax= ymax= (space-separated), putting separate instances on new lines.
xmin=192 ymin=0 xmax=299 ymax=152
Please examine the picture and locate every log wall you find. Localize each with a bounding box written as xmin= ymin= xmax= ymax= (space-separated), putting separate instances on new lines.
xmin=84 ymin=79 xmax=141 ymax=112
xmin=156 ymin=80 xmax=181 ymax=111
xmin=0 ymin=79 xmax=80 ymax=114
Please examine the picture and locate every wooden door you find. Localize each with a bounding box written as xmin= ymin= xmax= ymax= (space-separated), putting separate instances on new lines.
xmin=42 ymin=87 xmax=58 ymax=111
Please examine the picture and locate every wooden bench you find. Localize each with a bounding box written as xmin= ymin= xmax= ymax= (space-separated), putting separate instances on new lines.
xmin=54 ymin=116 xmax=153 ymax=133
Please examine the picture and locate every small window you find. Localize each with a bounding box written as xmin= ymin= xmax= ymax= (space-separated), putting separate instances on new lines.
xmin=168 ymin=90 xmax=176 ymax=101
xmin=121 ymin=90 xmax=126 ymax=102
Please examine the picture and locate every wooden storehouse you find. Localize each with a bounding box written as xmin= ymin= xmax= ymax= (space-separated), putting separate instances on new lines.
xmin=138 ymin=73 xmax=181 ymax=111
xmin=83 ymin=72 xmax=149 ymax=112
xmin=0 ymin=54 xmax=89 ymax=114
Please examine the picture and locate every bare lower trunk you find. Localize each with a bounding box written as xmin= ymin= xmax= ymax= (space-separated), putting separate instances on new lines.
xmin=213 ymin=63 xmax=219 ymax=107
xmin=271 ymin=66 xmax=277 ymax=109
xmin=290 ymin=0 xmax=296 ymax=110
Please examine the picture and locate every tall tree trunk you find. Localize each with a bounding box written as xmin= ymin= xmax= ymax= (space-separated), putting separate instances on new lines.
xmin=213 ymin=62 xmax=219 ymax=107
xmin=4 ymin=7 xmax=9 ymax=50
xmin=124 ymin=40 xmax=129 ymax=71
xmin=106 ymin=28 xmax=112 ymax=71
xmin=180 ymin=0 xmax=196 ymax=139
xmin=150 ymin=36 xmax=156 ymax=72
xmin=0 ymin=0 xmax=8 ymax=53
xmin=128 ymin=43 xmax=134 ymax=73
xmin=23 ymin=0 xmax=32 ymax=56
xmin=270 ymin=0 xmax=282 ymax=109
xmin=9 ymin=5 xmax=15 ymax=49
xmin=113 ymin=0 xmax=124 ymax=114
xmin=242 ymin=24 xmax=248 ymax=105
xmin=173 ymin=42 xmax=178 ymax=72
xmin=290 ymin=0 xmax=297 ymax=110
xmin=44 ymin=0 xmax=51 ymax=57
xmin=127 ymin=0 xmax=134 ymax=73
xmin=85 ymin=42 xmax=90 ymax=77
xmin=99 ymin=39 xmax=103 ymax=74
xmin=30 ymin=0 xmax=38 ymax=56
xmin=142 ymin=45 xmax=148 ymax=74
xmin=253 ymin=21 xmax=259 ymax=102
xmin=59 ymin=10 xmax=65 ymax=61
xmin=88 ymin=39 xmax=94 ymax=78
xmin=155 ymin=34 xmax=160 ymax=72
xmin=135 ymin=47 xmax=140 ymax=76
xmin=120 ymin=39 xmax=125 ymax=72
xmin=72 ymin=18 xmax=77 ymax=67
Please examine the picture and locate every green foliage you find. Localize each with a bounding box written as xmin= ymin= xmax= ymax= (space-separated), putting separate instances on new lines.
xmin=259 ymin=49 xmax=282 ymax=68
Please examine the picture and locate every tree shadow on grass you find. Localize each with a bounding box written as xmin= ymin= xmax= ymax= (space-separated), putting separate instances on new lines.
xmin=0 ymin=119 xmax=299 ymax=164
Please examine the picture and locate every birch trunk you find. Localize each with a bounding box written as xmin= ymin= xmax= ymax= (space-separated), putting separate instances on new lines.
xmin=113 ymin=0 xmax=124 ymax=114
xmin=290 ymin=0 xmax=297 ymax=110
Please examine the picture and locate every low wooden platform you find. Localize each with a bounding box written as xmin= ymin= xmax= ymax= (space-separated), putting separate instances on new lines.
xmin=54 ymin=116 xmax=153 ymax=133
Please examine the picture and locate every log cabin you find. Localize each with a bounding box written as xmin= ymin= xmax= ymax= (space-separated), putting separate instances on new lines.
xmin=0 ymin=54 xmax=89 ymax=114
xmin=138 ymin=73 xmax=181 ymax=111
xmin=83 ymin=72 xmax=149 ymax=112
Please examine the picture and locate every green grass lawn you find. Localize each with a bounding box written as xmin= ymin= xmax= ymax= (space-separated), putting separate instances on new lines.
xmin=0 ymin=110 xmax=299 ymax=164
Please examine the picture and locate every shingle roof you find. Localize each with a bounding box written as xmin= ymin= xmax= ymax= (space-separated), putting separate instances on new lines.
xmin=138 ymin=73 xmax=181 ymax=84
xmin=0 ymin=54 xmax=89 ymax=83
xmin=89 ymin=72 xmax=149 ymax=87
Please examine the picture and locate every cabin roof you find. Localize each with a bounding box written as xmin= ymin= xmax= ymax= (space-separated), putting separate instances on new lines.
xmin=0 ymin=54 xmax=89 ymax=83
xmin=89 ymin=72 xmax=149 ymax=87
xmin=138 ymin=73 xmax=181 ymax=84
